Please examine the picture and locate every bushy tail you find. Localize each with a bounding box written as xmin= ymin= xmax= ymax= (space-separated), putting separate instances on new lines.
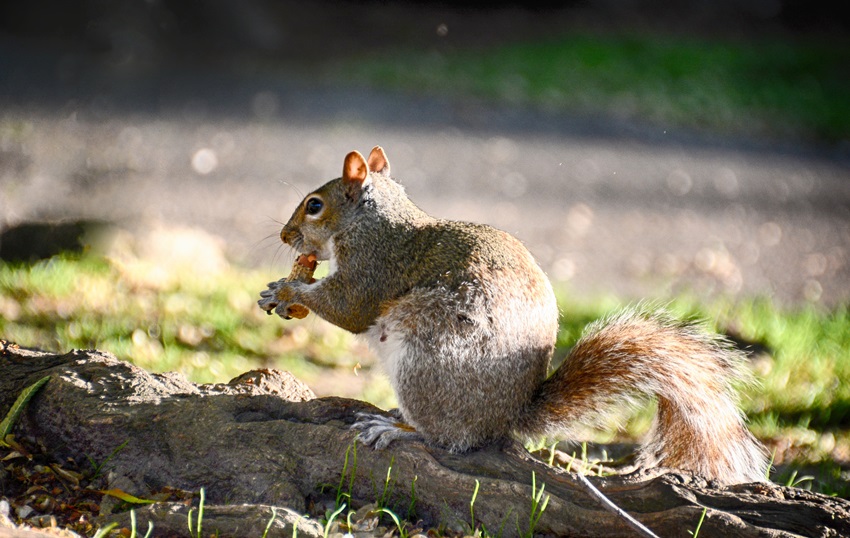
xmin=517 ymin=308 xmax=768 ymax=484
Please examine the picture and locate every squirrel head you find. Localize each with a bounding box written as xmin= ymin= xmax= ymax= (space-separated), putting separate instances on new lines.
xmin=281 ymin=146 xmax=392 ymax=259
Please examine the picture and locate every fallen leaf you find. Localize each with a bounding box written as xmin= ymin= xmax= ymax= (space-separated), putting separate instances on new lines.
xmin=99 ymin=489 xmax=157 ymax=504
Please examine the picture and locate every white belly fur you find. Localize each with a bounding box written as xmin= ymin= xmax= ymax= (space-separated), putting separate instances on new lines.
xmin=363 ymin=319 xmax=409 ymax=407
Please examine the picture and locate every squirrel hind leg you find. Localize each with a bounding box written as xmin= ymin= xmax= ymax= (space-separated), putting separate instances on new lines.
xmin=351 ymin=412 xmax=424 ymax=450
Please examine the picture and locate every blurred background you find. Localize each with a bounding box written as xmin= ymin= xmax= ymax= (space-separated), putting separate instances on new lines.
xmin=1 ymin=0 xmax=849 ymax=303
xmin=1 ymin=0 xmax=850 ymax=502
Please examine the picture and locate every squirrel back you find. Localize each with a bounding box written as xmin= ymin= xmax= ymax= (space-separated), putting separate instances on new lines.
xmin=259 ymin=146 xmax=767 ymax=484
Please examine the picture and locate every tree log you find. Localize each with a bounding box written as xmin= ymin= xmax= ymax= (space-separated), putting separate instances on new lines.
xmin=1 ymin=341 xmax=848 ymax=538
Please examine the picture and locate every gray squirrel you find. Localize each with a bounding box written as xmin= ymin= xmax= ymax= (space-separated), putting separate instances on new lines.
xmin=258 ymin=146 xmax=767 ymax=484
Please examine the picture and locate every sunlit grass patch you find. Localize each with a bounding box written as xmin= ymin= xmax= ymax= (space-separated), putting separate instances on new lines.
xmin=0 ymin=250 xmax=382 ymax=397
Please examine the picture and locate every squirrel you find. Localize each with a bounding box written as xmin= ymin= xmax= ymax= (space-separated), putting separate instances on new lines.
xmin=258 ymin=146 xmax=768 ymax=484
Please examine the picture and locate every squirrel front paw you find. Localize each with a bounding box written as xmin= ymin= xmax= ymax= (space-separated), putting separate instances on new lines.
xmin=258 ymin=280 xmax=305 ymax=319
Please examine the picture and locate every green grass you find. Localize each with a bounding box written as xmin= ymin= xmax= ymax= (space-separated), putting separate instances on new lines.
xmin=0 ymin=253 xmax=377 ymax=390
xmin=331 ymin=32 xmax=850 ymax=142
xmin=1 ymin=252 xmax=849 ymax=495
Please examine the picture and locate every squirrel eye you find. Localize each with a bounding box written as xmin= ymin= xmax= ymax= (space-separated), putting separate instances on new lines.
xmin=304 ymin=197 xmax=324 ymax=216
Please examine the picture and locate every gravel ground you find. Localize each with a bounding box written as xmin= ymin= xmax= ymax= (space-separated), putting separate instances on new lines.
xmin=1 ymin=3 xmax=849 ymax=307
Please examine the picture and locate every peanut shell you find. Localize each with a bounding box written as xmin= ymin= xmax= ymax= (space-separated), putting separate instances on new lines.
xmin=284 ymin=253 xmax=318 ymax=319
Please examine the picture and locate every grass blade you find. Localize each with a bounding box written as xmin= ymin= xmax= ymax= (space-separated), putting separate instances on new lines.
xmin=0 ymin=376 xmax=50 ymax=445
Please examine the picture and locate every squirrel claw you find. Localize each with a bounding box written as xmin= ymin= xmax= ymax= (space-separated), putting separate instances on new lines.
xmin=386 ymin=408 xmax=404 ymax=420
xmin=258 ymin=278 xmax=309 ymax=320
xmin=274 ymin=303 xmax=298 ymax=320
xmin=258 ymin=283 xmax=280 ymax=313
xmin=352 ymin=412 xmax=422 ymax=450
xmin=257 ymin=294 xmax=278 ymax=313
xmin=258 ymin=280 xmax=301 ymax=318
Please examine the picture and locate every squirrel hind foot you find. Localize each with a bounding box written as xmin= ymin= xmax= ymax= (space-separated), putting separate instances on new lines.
xmin=351 ymin=412 xmax=423 ymax=450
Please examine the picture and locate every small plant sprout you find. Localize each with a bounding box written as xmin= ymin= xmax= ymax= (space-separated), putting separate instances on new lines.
xmin=345 ymin=508 xmax=356 ymax=533
xmin=261 ymin=507 xmax=277 ymax=538
xmin=336 ymin=442 xmax=357 ymax=508
xmin=785 ymin=470 xmax=816 ymax=489
xmin=548 ymin=441 xmax=558 ymax=466
xmin=323 ymin=503 xmax=347 ymax=538
xmin=0 ymin=376 xmax=50 ymax=446
xmin=187 ymin=487 xmax=205 ymax=538
xmin=407 ymin=475 xmax=418 ymax=520
xmin=565 ymin=451 xmax=576 ymax=473
xmin=377 ymin=456 xmax=396 ymax=509
xmin=766 ymin=448 xmax=777 ymax=481
xmin=469 ymin=479 xmax=480 ymax=534
xmin=129 ymin=508 xmax=154 ymax=538
xmin=87 ymin=439 xmax=130 ymax=481
xmin=292 ymin=513 xmax=309 ymax=538
xmin=521 ymin=471 xmax=550 ymax=538
xmin=92 ymin=522 xmax=119 ymax=538
xmin=379 ymin=507 xmax=409 ymax=538
xmin=688 ymin=507 xmax=708 ymax=537
xmin=348 ymin=443 xmax=358 ymax=497
xmin=198 ymin=488 xmax=204 ymax=538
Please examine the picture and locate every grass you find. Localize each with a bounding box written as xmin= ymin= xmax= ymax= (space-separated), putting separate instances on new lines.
xmin=0 ymin=251 xmax=388 ymax=403
xmin=330 ymin=32 xmax=850 ymax=143
xmin=523 ymin=472 xmax=550 ymax=538
xmin=1 ymin=250 xmax=849 ymax=498
xmin=0 ymin=376 xmax=50 ymax=443
xmin=187 ymin=488 xmax=205 ymax=538
xmin=688 ymin=507 xmax=708 ymax=538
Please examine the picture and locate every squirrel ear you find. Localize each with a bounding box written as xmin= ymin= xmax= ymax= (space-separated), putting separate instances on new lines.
xmin=367 ymin=146 xmax=391 ymax=177
xmin=342 ymin=150 xmax=369 ymax=183
xmin=342 ymin=151 xmax=370 ymax=200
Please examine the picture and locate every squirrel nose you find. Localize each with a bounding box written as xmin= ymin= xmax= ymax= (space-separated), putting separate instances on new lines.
xmin=280 ymin=227 xmax=299 ymax=247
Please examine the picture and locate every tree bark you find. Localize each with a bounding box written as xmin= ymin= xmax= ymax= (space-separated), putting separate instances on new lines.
xmin=1 ymin=341 xmax=848 ymax=538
